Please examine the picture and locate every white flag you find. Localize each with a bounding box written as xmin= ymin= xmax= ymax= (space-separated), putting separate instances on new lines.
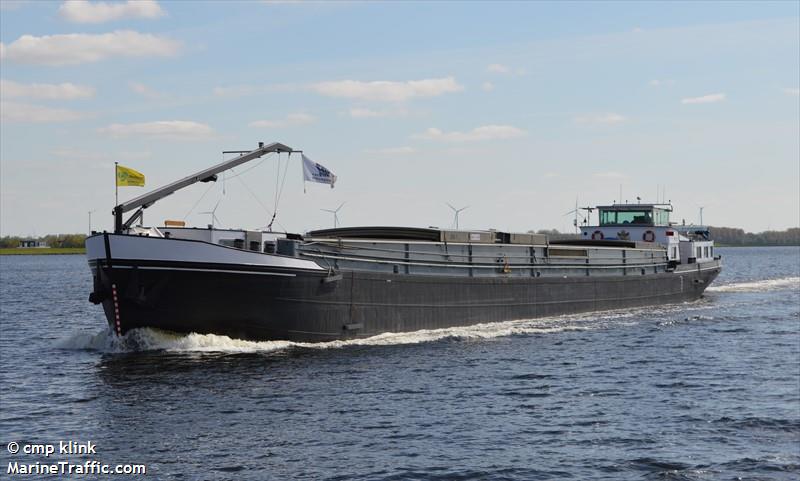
xmin=302 ymin=154 xmax=337 ymax=188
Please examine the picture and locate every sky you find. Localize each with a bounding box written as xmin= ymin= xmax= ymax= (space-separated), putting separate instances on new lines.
xmin=1 ymin=0 xmax=798 ymax=237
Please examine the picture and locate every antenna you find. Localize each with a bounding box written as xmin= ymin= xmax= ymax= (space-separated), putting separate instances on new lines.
xmin=199 ymin=199 xmax=223 ymax=229
xmin=564 ymin=202 xmax=595 ymax=234
xmin=562 ymin=197 xmax=581 ymax=234
xmin=321 ymin=202 xmax=345 ymax=228
xmin=580 ymin=206 xmax=595 ymax=226
xmin=446 ymin=202 xmax=469 ymax=230
xmin=699 ymin=206 xmax=704 ymax=226
xmin=88 ymin=210 xmax=95 ymax=233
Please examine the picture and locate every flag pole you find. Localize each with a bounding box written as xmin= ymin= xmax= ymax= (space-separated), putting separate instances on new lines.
xmin=115 ymin=162 xmax=119 ymax=207
xmin=301 ymin=153 xmax=306 ymax=194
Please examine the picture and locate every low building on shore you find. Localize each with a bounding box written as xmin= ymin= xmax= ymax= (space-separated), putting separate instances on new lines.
xmin=18 ymin=239 xmax=49 ymax=248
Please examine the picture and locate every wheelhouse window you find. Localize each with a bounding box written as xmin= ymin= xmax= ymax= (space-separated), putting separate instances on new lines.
xmin=600 ymin=210 xmax=653 ymax=226
xmin=653 ymin=209 xmax=670 ymax=225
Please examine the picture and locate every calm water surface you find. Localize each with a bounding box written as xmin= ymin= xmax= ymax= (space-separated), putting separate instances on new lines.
xmin=1 ymin=246 xmax=798 ymax=480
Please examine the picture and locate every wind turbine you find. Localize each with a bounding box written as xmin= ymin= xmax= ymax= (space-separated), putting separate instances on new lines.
xmin=199 ymin=199 xmax=223 ymax=229
xmin=446 ymin=203 xmax=469 ymax=230
xmin=321 ymin=202 xmax=345 ymax=228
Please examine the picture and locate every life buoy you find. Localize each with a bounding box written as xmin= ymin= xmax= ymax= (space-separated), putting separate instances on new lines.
xmin=643 ymin=230 xmax=656 ymax=242
xmin=591 ymin=230 xmax=604 ymax=240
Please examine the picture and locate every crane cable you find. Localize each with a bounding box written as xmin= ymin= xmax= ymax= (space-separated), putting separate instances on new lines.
xmin=267 ymin=152 xmax=292 ymax=232
xmin=182 ymin=181 xmax=217 ymax=220
xmin=182 ymin=151 xmax=289 ymax=231
xmin=230 ymin=167 xmax=287 ymax=233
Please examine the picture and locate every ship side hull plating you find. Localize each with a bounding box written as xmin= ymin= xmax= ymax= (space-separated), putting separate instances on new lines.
xmin=88 ymin=235 xmax=721 ymax=342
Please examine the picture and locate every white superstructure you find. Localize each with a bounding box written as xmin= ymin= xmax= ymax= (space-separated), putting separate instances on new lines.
xmin=579 ymin=203 xmax=715 ymax=265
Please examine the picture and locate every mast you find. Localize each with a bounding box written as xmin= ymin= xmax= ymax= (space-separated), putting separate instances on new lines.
xmin=113 ymin=141 xmax=297 ymax=233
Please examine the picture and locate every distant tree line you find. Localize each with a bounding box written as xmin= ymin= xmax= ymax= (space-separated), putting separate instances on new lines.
xmin=0 ymin=234 xmax=86 ymax=249
xmin=707 ymin=227 xmax=800 ymax=246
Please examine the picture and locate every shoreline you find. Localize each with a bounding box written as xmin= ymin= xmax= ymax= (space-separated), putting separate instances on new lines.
xmin=0 ymin=248 xmax=86 ymax=256
xmin=714 ymin=244 xmax=800 ymax=248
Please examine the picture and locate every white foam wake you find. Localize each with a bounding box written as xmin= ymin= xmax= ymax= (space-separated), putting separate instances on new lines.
xmin=706 ymin=276 xmax=800 ymax=293
xmin=58 ymin=314 xmax=624 ymax=354
xmin=58 ymin=327 xmax=294 ymax=354
xmin=59 ymin=301 xmax=715 ymax=354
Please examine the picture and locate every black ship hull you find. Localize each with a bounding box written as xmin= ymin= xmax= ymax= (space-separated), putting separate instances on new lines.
xmin=90 ymin=256 xmax=721 ymax=342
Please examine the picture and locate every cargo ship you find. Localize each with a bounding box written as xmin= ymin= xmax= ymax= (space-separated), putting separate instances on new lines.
xmin=86 ymin=142 xmax=722 ymax=342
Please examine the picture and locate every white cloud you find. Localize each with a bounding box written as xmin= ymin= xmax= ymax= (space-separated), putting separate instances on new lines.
xmin=363 ymin=146 xmax=416 ymax=154
xmin=50 ymin=147 xmax=108 ymax=160
xmin=486 ymin=64 xmax=525 ymax=76
xmin=593 ymin=171 xmax=628 ymax=179
xmin=249 ymin=112 xmax=316 ymax=128
xmin=1 ymin=101 xmax=91 ymax=123
xmin=0 ymin=79 xmax=95 ymax=99
xmin=59 ymin=0 xmax=165 ymax=23
xmin=574 ymin=113 xmax=627 ymax=125
xmin=0 ymin=30 xmax=180 ymax=66
xmin=50 ymin=147 xmax=151 ymax=161
xmin=128 ymin=81 xmax=163 ymax=99
xmin=486 ymin=63 xmax=510 ymax=74
xmin=311 ymin=77 xmax=463 ymax=102
xmin=348 ymin=107 xmax=385 ymax=118
xmin=632 ymin=26 xmax=644 ymax=33
xmin=346 ymin=107 xmax=408 ymax=118
xmin=649 ymin=79 xmax=675 ymax=87
xmin=783 ymin=87 xmax=799 ymax=97
xmin=481 ymin=81 xmax=494 ymax=92
xmin=413 ymin=125 xmax=527 ymax=142
xmin=681 ymin=93 xmax=726 ymax=104
xmin=98 ymin=120 xmax=213 ymax=140
xmin=213 ymin=85 xmax=257 ymax=97
xmin=212 ymin=83 xmax=296 ymax=97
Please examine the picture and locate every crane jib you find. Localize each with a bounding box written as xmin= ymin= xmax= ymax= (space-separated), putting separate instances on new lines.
xmin=113 ymin=142 xmax=300 ymax=233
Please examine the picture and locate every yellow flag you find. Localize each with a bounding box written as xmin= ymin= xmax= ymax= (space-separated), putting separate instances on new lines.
xmin=116 ymin=164 xmax=145 ymax=187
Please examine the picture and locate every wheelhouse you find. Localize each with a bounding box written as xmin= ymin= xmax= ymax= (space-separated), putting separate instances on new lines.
xmin=597 ymin=204 xmax=672 ymax=227
xmin=579 ymin=202 xmax=716 ymax=265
